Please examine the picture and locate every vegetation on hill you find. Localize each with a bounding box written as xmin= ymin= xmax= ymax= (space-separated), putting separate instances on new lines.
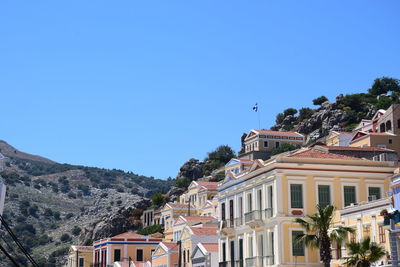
xmin=271 ymin=77 xmax=400 ymax=139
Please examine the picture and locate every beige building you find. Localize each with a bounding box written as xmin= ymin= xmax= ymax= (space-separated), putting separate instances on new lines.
xmin=66 ymin=246 xmax=93 ymax=267
xmin=218 ymin=147 xmax=395 ymax=267
xmin=326 ymin=131 xmax=352 ymax=146
xmin=160 ymin=202 xmax=196 ymax=241
xmin=349 ymin=131 xmax=400 ymax=155
xmin=239 ymin=130 xmax=305 ymax=161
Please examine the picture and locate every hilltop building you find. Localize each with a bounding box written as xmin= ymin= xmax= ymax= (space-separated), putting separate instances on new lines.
xmin=218 ymin=147 xmax=395 ymax=267
xmin=326 ymin=131 xmax=352 ymax=146
xmin=238 ymin=130 xmax=305 ymax=161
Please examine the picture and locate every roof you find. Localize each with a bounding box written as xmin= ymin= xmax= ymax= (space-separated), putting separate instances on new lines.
xmin=320 ymin=145 xmax=394 ymax=152
xmin=181 ymin=216 xmax=215 ymax=222
xmin=190 ymin=226 xmax=218 ymax=236
xmin=254 ymin=130 xmax=304 ymax=137
xmin=166 ymin=202 xmax=194 ymax=209
xmin=71 ymin=246 xmax=93 ymax=252
xmin=195 ymin=181 xmax=218 ymax=190
xmin=201 ymin=243 xmax=219 ymax=253
xmin=288 ymin=148 xmax=364 ymax=161
xmin=162 ymin=242 xmax=179 ymax=252
xmin=112 ymin=232 xmax=144 ymax=239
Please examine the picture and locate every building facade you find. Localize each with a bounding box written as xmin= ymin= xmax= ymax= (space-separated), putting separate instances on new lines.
xmin=66 ymin=246 xmax=93 ymax=267
xmin=93 ymin=232 xmax=162 ymax=267
xmin=152 ymin=242 xmax=179 ymax=267
xmin=218 ymin=147 xmax=395 ymax=267
xmin=191 ymin=242 xmax=218 ymax=267
xmin=326 ymin=131 xmax=352 ymax=146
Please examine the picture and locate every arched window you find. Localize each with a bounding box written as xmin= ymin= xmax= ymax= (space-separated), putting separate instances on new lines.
xmin=386 ymin=120 xmax=392 ymax=132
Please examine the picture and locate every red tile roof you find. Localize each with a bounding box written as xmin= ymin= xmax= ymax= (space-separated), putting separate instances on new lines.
xmin=71 ymin=246 xmax=93 ymax=252
xmin=321 ymin=145 xmax=394 ymax=152
xmin=181 ymin=216 xmax=215 ymax=222
xmin=288 ymin=148 xmax=364 ymax=161
xmin=201 ymin=243 xmax=219 ymax=252
xmin=368 ymin=132 xmax=395 ymax=136
xmin=255 ymin=130 xmax=304 ymax=137
xmin=196 ymin=181 xmax=218 ymax=190
xmin=190 ymin=226 xmax=218 ymax=236
xmin=162 ymin=242 xmax=179 ymax=251
xmin=111 ymin=232 xmax=144 ymax=239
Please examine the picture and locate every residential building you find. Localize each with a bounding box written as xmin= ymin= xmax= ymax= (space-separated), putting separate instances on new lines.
xmin=331 ymin=197 xmax=392 ymax=267
xmin=191 ymin=242 xmax=218 ymax=267
xmin=326 ymin=131 xmax=352 ymax=146
xmin=218 ymin=147 xmax=395 ymax=267
xmin=142 ymin=208 xmax=162 ymax=227
xmin=376 ymin=104 xmax=400 ymax=134
xmin=172 ymin=215 xmax=216 ymax=242
xmin=160 ymin=202 xmax=196 ymax=242
xmin=311 ymin=144 xmax=398 ymax=162
xmin=238 ymin=130 xmax=305 ymax=161
xmin=152 ymin=242 xmax=179 ymax=267
xmin=353 ymin=119 xmax=374 ymax=133
xmin=92 ymin=232 xmax=162 ymax=267
xmin=66 ymin=246 xmax=93 ymax=267
xmin=349 ymin=131 xmax=400 ymax=154
xmin=180 ymin=225 xmax=218 ymax=267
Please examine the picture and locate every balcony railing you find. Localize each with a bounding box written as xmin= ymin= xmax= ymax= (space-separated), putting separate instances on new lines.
xmin=244 ymin=208 xmax=274 ymax=224
xmin=235 ymin=259 xmax=244 ymax=267
xmin=234 ymin=216 xmax=244 ymax=226
xmin=264 ymin=255 xmax=275 ymax=265
xmin=245 ymin=257 xmax=256 ymax=267
xmin=219 ymin=261 xmax=230 ymax=267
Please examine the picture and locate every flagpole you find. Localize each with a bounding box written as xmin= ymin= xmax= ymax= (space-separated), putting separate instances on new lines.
xmin=258 ymin=109 xmax=261 ymax=129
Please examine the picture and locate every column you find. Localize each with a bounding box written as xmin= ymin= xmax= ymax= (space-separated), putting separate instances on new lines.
xmin=357 ymin=218 xmax=362 ymax=242
xmin=371 ymin=216 xmax=377 ymax=242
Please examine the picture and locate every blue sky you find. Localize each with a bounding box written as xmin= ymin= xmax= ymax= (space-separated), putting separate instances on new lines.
xmin=1 ymin=1 xmax=399 ymax=179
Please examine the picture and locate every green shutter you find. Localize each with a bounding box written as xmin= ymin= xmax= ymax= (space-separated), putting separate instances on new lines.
xmin=344 ymin=186 xmax=356 ymax=206
xmin=318 ymin=185 xmax=331 ymax=208
xmin=290 ymin=184 xmax=303 ymax=208
xmin=368 ymin=187 xmax=381 ymax=199
xmin=292 ymin=231 xmax=305 ymax=256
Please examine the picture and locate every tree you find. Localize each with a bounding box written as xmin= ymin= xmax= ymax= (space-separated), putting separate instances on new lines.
xmin=298 ymin=107 xmax=314 ymax=122
xmin=283 ymin=108 xmax=298 ymax=117
xmin=344 ymin=237 xmax=385 ymax=267
xmin=137 ymin=224 xmax=163 ymax=235
xmin=313 ymin=96 xmax=329 ymax=106
xmin=368 ymin=77 xmax=400 ymax=95
xmin=60 ymin=233 xmax=71 ymax=242
xmin=72 ymin=226 xmax=81 ymax=236
xmin=271 ymin=143 xmax=300 ymax=156
xmin=294 ymin=205 xmax=354 ymax=267
xmin=151 ymin=192 xmax=165 ymax=208
xmin=275 ymin=113 xmax=285 ymax=124
xmin=203 ymin=145 xmax=235 ymax=176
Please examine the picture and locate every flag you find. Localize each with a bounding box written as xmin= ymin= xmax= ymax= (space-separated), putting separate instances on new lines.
xmin=253 ymin=103 xmax=258 ymax=112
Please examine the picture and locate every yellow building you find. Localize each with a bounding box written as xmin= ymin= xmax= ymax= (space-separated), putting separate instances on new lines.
xmin=349 ymin=131 xmax=400 ymax=154
xmin=172 ymin=215 xmax=216 ymax=242
xmin=161 ymin=202 xmax=196 ymax=241
xmin=180 ymin=225 xmax=218 ymax=267
xmin=66 ymin=246 xmax=93 ymax=267
xmin=326 ymin=131 xmax=352 ymax=146
xmin=218 ymin=147 xmax=395 ymax=267
xmin=152 ymin=242 xmax=179 ymax=267
xmin=92 ymin=232 xmax=162 ymax=266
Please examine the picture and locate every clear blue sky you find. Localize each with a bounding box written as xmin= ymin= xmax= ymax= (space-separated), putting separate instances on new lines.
xmin=1 ymin=1 xmax=399 ymax=179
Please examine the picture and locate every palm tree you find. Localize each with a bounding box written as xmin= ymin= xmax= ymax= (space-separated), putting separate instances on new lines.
xmin=344 ymin=237 xmax=386 ymax=267
xmin=294 ymin=204 xmax=354 ymax=267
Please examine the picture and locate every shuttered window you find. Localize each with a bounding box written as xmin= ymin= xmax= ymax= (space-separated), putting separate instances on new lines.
xmin=290 ymin=184 xmax=303 ymax=209
xmin=344 ymin=186 xmax=356 ymax=207
xmin=318 ymin=185 xmax=331 ymax=208
xmin=292 ymin=231 xmax=305 ymax=256
xmin=368 ymin=187 xmax=381 ymax=200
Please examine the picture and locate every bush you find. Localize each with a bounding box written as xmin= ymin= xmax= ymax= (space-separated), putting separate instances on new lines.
xmin=275 ymin=113 xmax=285 ymax=124
xmin=172 ymin=177 xmax=191 ymax=189
xmin=151 ymin=192 xmax=165 ymax=208
xmin=298 ymin=107 xmax=314 ymax=122
xmin=53 ymin=211 xmax=61 ymax=220
xmin=100 ymin=192 xmax=108 ymax=198
xmin=116 ymin=200 xmax=122 ymax=205
xmin=68 ymin=192 xmax=76 ymax=199
xmin=28 ymin=205 xmax=39 ymax=217
xmin=72 ymin=226 xmax=81 ymax=236
xmin=283 ymin=108 xmax=297 ymax=117
xmin=137 ymin=224 xmax=163 ymax=235
xmin=60 ymin=233 xmax=71 ymax=242
xmin=65 ymin=213 xmax=74 ymax=219
xmin=271 ymin=143 xmax=300 ymax=156
xmin=313 ymin=96 xmax=328 ymax=105
xmin=43 ymin=208 xmax=53 ymax=217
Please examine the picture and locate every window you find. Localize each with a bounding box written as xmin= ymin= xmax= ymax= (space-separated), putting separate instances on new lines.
xmin=344 ymin=186 xmax=356 ymax=207
xmin=389 ymin=139 xmax=393 ymax=144
xmin=248 ymin=235 xmax=253 ymax=257
xmin=114 ymin=249 xmax=121 ymax=262
xmin=397 ymin=119 xmax=400 ymax=129
xmin=318 ymin=185 xmax=331 ymax=208
xmin=137 ymin=249 xmax=143 ymax=262
xmin=79 ymin=258 xmax=84 ymax=267
xmin=264 ymin=141 xmax=268 ymax=148
xmin=368 ymin=187 xmax=381 ymax=200
xmin=221 ymin=203 xmax=226 ymax=220
xmin=379 ymin=226 xmax=386 ymax=243
xmin=247 ymin=193 xmax=253 ymax=212
xmin=292 ymin=231 xmax=305 ymax=256
xmin=275 ymin=141 xmax=280 ymax=148
xmin=290 ymin=184 xmax=303 ymax=209
xmin=222 ymin=242 xmax=226 ymax=262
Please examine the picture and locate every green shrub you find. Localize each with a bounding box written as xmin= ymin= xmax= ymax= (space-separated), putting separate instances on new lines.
xmin=60 ymin=233 xmax=71 ymax=242
xmin=271 ymin=143 xmax=300 ymax=156
xmin=313 ymin=96 xmax=328 ymax=105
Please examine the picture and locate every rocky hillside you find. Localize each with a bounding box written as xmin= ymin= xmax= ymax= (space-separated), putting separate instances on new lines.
xmin=270 ymin=77 xmax=400 ymax=143
xmin=0 ymin=141 xmax=172 ymax=266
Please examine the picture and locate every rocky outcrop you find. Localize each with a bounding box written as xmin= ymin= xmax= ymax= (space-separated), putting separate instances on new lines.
xmin=176 ymin=158 xmax=204 ymax=180
xmin=166 ymin=186 xmax=186 ymax=202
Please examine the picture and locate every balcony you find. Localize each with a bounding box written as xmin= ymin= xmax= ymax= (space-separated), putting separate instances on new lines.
xmin=244 ymin=210 xmax=263 ymax=227
xmin=235 ymin=260 xmax=244 ymax=267
xmin=234 ymin=216 xmax=244 ymax=227
xmin=245 ymin=257 xmax=256 ymax=267
xmin=220 ymin=219 xmax=235 ymax=234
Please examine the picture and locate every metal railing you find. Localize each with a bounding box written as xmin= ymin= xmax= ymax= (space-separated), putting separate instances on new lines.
xmin=244 ymin=208 xmax=273 ymax=223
